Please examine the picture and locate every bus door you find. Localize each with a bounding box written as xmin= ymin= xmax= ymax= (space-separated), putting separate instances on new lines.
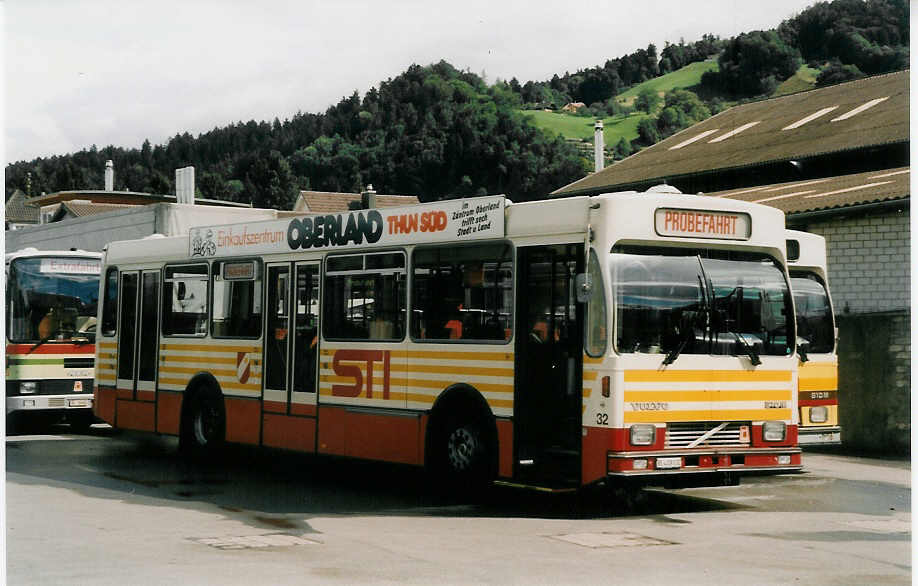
xmin=263 ymin=262 xmax=320 ymax=431
xmin=263 ymin=263 xmax=292 ymax=411
xmin=136 ymin=271 xmax=161 ymax=402
xmin=115 ymin=270 xmax=160 ymax=417
xmin=514 ymin=244 xmax=584 ymax=487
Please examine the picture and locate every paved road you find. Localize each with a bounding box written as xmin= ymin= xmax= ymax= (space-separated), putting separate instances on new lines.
xmin=6 ymin=426 xmax=911 ymax=585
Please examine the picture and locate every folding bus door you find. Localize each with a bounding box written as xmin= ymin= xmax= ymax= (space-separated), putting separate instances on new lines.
xmin=262 ymin=262 xmax=318 ymax=452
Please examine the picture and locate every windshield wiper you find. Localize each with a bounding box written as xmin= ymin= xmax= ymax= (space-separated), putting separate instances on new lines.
xmin=663 ymin=308 xmax=706 ymax=366
xmin=730 ymin=331 xmax=762 ymax=366
xmin=29 ymin=334 xmax=56 ymax=352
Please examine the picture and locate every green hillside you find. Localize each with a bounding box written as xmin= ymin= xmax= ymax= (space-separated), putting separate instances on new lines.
xmin=772 ymin=65 xmax=820 ymax=96
xmin=521 ymin=110 xmax=649 ymax=147
xmin=616 ymin=60 xmax=719 ymax=105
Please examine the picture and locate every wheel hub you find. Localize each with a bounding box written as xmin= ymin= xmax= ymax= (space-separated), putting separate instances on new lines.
xmin=447 ymin=427 xmax=479 ymax=471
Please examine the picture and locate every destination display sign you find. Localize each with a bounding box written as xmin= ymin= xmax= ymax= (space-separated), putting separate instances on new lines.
xmin=189 ymin=195 xmax=506 ymax=258
xmin=39 ymin=258 xmax=101 ymax=274
xmin=654 ymin=208 xmax=751 ymax=241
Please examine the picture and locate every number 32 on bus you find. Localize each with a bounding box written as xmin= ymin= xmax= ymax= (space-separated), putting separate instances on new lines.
xmin=95 ymin=187 xmax=801 ymax=491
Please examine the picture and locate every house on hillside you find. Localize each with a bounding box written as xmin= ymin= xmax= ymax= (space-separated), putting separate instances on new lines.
xmin=294 ymin=189 xmax=419 ymax=214
xmin=4 ymin=189 xmax=39 ymax=230
xmin=561 ymin=102 xmax=586 ymax=113
xmin=553 ymin=70 xmax=910 ymax=454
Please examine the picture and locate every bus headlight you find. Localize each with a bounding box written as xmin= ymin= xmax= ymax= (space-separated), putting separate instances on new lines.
xmin=19 ymin=382 xmax=37 ymax=395
xmin=763 ymin=421 xmax=786 ymax=442
xmin=630 ymin=424 xmax=656 ymax=446
xmin=809 ymin=406 xmax=828 ymax=424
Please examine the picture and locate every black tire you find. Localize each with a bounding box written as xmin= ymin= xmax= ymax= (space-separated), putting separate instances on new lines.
xmin=179 ymin=388 xmax=225 ymax=457
xmin=434 ymin=414 xmax=493 ymax=495
xmin=68 ymin=411 xmax=95 ymax=434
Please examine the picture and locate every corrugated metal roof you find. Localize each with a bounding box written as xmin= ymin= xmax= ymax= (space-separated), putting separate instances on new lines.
xmin=554 ymin=70 xmax=908 ymax=196
xmin=705 ymin=167 xmax=909 ymax=215
xmin=296 ymin=191 xmax=420 ymax=214
xmin=4 ymin=190 xmax=39 ymax=224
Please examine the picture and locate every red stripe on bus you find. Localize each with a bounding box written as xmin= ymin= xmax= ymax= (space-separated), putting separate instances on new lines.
xmin=116 ymin=389 xmax=134 ymax=400
xmin=94 ymin=386 xmax=117 ymax=425
xmin=5 ymin=343 xmax=95 ymax=355
xmin=798 ymin=399 xmax=838 ymax=407
xmin=157 ymin=392 xmax=182 ymax=435
xmin=317 ymin=405 xmax=420 ymax=465
xmin=262 ymin=400 xmax=286 ymax=414
xmin=290 ymin=403 xmax=317 ymax=417
xmin=262 ymin=413 xmax=317 ymax=452
xmin=116 ymin=399 xmax=155 ymax=432
xmin=496 ymin=419 xmax=513 ymax=478
xmin=224 ymin=397 xmax=261 ymax=445
xmin=136 ymin=390 xmax=156 ymax=402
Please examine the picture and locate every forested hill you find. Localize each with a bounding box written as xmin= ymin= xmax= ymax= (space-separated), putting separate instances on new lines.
xmin=5 ymin=62 xmax=587 ymax=208
xmin=5 ymin=0 xmax=908 ymax=208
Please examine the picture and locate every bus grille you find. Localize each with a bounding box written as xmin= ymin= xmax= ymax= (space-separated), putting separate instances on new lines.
xmin=47 ymin=398 xmax=67 ymax=408
xmin=666 ymin=422 xmax=750 ymax=448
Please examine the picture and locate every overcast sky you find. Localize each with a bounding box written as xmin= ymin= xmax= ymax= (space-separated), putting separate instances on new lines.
xmin=5 ymin=0 xmax=819 ymax=163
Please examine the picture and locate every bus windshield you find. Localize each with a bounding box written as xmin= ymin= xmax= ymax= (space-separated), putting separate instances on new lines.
xmin=790 ymin=273 xmax=834 ymax=354
xmin=7 ymin=257 xmax=101 ymax=343
xmin=612 ymin=248 xmax=793 ymax=359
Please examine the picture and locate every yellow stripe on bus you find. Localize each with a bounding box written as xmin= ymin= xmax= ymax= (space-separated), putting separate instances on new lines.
xmin=98 ymin=342 xmax=117 ymax=349
xmin=160 ymin=355 xmax=241 ymax=365
xmin=625 ymin=409 xmax=792 ymax=423
xmin=159 ymin=365 xmax=239 ymax=378
xmin=624 ymin=370 xmax=793 ymax=383
xmin=320 ymin=348 xmax=513 ymax=362
xmin=158 ymin=376 xmax=259 ymax=392
xmin=396 ymin=363 xmax=514 ymax=377
xmin=319 ymin=374 xmax=513 ymax=394
xmin=799 ymin=363 xmax=838 ymax=391
xmin=160 ymin=343 xmax=260 ymax=353
xmin=624 ymin=390 xmax=793 ymax=402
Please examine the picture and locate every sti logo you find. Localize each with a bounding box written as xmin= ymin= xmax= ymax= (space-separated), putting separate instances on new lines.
xmin=331 ymin=350 xmax=392 ymax=399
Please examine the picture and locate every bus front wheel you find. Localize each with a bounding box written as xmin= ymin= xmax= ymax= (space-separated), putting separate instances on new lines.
xmin=180 ymin=388 xmax=225 ymax=456
xmin=435 ymin=415 xmax=492 ymax=494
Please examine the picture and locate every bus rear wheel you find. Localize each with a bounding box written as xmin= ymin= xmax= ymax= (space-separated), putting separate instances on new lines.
xmin=435 ymin=415 xmax=492 ymax=494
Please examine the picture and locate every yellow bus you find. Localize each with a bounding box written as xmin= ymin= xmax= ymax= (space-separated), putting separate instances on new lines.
xmin=6 ymin=249 xmax=101 ymax=432
xmin=786 ymin=230 xmax=840 ymax=445
xmin=95 ymin=187 xmax=800 ymax=490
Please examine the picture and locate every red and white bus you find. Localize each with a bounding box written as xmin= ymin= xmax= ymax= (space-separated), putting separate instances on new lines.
xmin=95 ymin=188 xmax=800 ymax=490
xmin=786 ymin=230 xmax=840 ymax=445
xmin=6 ymin=249 xmax=101 ymax=432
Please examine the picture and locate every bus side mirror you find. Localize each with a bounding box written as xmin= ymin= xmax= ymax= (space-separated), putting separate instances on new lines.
xmin=575 ymin=273 xmax=592 ymax=303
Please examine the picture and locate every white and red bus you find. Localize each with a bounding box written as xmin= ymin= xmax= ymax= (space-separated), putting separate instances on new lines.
xmin=6 ymin=249 xmax=101 ymax=432
xmin=786 ymin=229 xmax=840 ymax=445
xmin=95 ymin=188 xmax=800 ymax=490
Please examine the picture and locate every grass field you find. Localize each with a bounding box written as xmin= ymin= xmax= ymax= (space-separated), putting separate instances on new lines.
xmin=616 ymin=60 xmax=719 ymax=105
xmin=521 ymin=110 xmax=649 ymax=146
xmin=772 ymin=65 xmax=820 ymax=97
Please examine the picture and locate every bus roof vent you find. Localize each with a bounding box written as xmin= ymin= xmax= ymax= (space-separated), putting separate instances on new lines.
xmin=645 ymin=184 xmax=683 ymax=195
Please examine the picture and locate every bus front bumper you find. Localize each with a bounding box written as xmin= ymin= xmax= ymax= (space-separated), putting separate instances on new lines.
xmin=7 ymin=394 xmax=94 ymax=415
xmin=798 ymin=426 xmax=841 ymax=446
xmin=607 ymin=447 xmax=803 ymax=477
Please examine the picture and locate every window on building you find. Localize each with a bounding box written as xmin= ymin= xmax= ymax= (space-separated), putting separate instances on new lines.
xmin=324 ymin=252 xmax=406 ymax=341
xmin=162 ymin=263 xmax=209 ymax=336
xmin=411 ymin=242 xmax=513 ymax=342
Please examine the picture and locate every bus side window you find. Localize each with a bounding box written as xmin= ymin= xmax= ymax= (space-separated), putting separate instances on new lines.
xmin=101 ymin=268 xmax=119 ymax=336
xmin=411 ymin=242 xmax=513 ymax=342
xmin=162 ymin=263 xmax=209 ymax=336
xmin=324 ymin=253 xmax=406 ymax=341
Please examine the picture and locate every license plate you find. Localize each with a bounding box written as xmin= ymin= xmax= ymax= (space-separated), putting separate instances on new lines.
xmin=69 ymin=399 xmax=91 ymax=408
xmin=655 ymin=457 xmax=682 ymax=469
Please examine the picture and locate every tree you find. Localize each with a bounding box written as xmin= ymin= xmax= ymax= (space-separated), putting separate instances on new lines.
xmin=634 ymin=88 xmax=662 ymax=114
xmin=613 ymin=137 xmax=632 ymax=159
xmin=816 ymin=60 xmax=865 ymax=86
xmin=703 ymin=30 xmax=802 ymax=97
